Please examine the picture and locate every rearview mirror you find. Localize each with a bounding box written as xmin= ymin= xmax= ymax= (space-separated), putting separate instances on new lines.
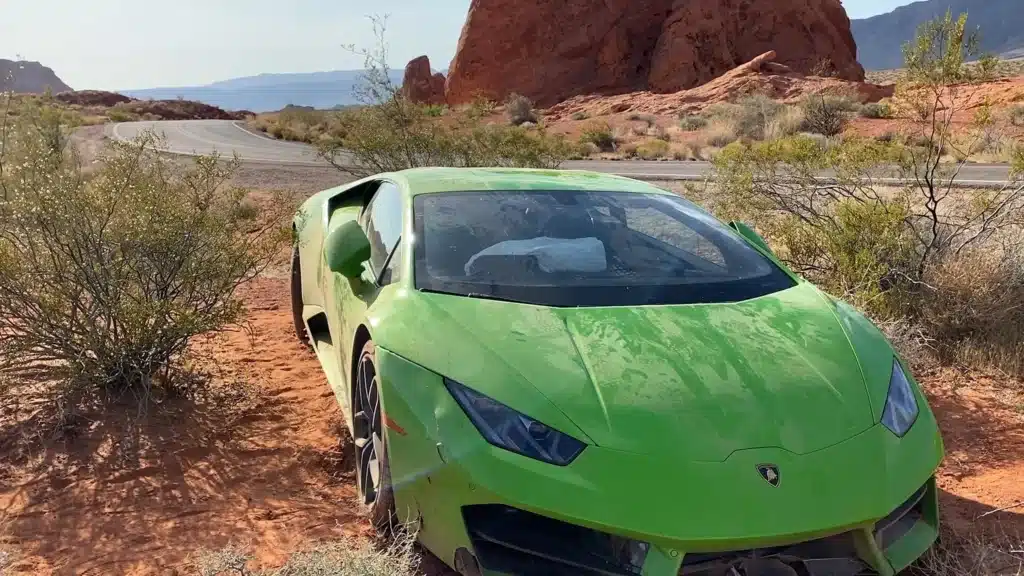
xmin=325 ymin=220 xmax=371 ymax=279
xmin=728 ymin=221 xmax=773 ymax=255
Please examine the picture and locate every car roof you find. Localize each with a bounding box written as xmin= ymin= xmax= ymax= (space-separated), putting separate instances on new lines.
xmin=381 ymin=167 xmax=673 ymax=196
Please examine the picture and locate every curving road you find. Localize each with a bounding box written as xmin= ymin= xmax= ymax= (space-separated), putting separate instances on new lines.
xmin=109 ymin=119 xmax=1016 ymax=185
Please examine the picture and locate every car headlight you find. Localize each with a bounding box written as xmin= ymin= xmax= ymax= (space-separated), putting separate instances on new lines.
xmin=444 ymin=378 xmax=586 ymax=466
xmin=881 ymin=359 xmax=919 ymax=437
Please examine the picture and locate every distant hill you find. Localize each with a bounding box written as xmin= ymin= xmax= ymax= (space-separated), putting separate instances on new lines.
xmin=121 ymin=69 xmax=404 ymax=113
xmin=0 ymin=59 xmax=72 ymax=93
xmin=852 ymin=0 xmax=1024 ymax=70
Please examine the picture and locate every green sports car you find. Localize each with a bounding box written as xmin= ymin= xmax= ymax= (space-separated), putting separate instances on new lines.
xmin=290 ymin=167 xmax=944 ymax=576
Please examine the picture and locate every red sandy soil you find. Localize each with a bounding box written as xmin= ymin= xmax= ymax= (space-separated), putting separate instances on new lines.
xmin=1 ymin=277 xmax=1022 ymax=574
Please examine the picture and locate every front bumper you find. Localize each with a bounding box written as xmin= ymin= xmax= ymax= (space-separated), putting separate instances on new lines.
xmin=376 ymin=349 xmax=944 ymax=576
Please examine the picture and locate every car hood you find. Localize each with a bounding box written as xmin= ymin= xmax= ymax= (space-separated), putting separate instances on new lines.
xmin=391 ymin=283 xmax=879 ymax=462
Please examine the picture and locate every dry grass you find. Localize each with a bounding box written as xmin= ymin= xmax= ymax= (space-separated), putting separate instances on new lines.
xmin=636 ymin=138 xmax=670 ymax=159
xmin=910 ymin=527 xmax=1024 ymax=576
xmin=194 ymin=534 xmax=420 ymax=576
xmin=703 ymin=118 xmax=740 ymax=147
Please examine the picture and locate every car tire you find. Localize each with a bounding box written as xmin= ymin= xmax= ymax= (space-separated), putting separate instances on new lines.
xmin=290 ymin=244 xmax=309 ymax=346
xmin=354 ymin=340 xmax=397 ymax=532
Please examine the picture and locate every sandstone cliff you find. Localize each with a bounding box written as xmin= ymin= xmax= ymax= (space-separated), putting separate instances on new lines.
xmin=441 ymin=0 xmax=864 ymax=107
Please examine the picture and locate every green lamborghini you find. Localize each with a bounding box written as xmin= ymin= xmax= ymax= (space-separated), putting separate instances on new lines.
xmin=290 ymin=167 xmax=944 ymax=576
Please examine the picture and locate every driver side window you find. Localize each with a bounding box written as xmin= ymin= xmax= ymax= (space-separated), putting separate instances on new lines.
xmin=362 ymin=182 xmax=403 ymax=283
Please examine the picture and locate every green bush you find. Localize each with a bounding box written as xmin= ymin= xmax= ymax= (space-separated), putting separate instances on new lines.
xmin=318 ymin=102 xmax=574 ymax=176
xmin=423 ymin=104 xmax=447 ymax=117
xmin=860 ymin=102 xmax=893 ymax=119
xmin=570 ymin=111 xmax=590 ymax=121
xmin=0 ymin=100 xmax=290 ymax=410
xmin=636 ymin=139 xmax=670 ymax=159
xmin=678 ymin=114 xmax=707 ymax=131
xmin=579 ymin=121 xmax=617 ymax=152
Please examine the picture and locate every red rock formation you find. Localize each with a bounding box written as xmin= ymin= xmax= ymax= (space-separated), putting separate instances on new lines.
xmin=401 ymin=55 xmax=446 ymax=105
xmin=445 ymin=0 xmax=865 ymax=107
xmin=544 ymin=51 xmax=893 ymax=121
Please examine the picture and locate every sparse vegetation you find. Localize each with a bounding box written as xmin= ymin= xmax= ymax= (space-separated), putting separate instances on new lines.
xmin=505 ymin=93 xmax=538 ymax=125
xmin=636 ymin=138 xmax=670 ymax=159
xmin=579 ymin=121 xmax=617 ymax=152
xmin=308 ymin=18 xmax=572 ymax=176
xmin=860 ymin=101 xmax=893 ymax=119
xmin=0 ymin=95 xmax=290 ymax=421
xmin=703 ymin=118 xmax=740 ymax=147
xmin=800 ymin=94 xmax=854 ymax=136
xmin=1010 ymin=104 xmax=1024 ymax=127
xmin=678 ymin=114 xmax=707 ymax=131
xmin=708 ymin=11 xmax=1024 ymax=377
xmin=570 ymin=111 xmax=590 ymax=121
xmin=195 ymin=535 xmax=419 ymax=576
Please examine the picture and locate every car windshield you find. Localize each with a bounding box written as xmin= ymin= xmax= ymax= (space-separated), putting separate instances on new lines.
xmin=413 ymin=190 xmax=795 ymax=307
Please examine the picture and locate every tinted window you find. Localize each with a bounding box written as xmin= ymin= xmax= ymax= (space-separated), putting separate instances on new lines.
xmin=363 ymin=182 xmax=403 ymax=276
xmin=413 ymin=190 xmax=794 ymax=307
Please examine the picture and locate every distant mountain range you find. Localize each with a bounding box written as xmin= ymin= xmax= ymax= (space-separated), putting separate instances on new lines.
xmin=852 ymin=0 xmax=1024 ymax=70
xmin=121 ymin=69 xmax=405 ymax=112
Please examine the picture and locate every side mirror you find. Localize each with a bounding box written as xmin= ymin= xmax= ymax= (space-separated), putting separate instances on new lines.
xmin=728 ymin=221 xmax=773 ymax=255
xmin=325 ymin=220 xmax=371 ymax=279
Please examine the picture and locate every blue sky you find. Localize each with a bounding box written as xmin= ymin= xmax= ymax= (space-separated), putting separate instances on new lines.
xmin=2 ymin=0 xmax=915 ymax=91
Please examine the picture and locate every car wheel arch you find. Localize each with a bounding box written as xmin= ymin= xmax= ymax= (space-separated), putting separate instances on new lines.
xmin=351 ymin=324 xmax=373 ymax=409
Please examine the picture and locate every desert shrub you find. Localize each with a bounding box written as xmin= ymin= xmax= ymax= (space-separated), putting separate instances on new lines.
xmin=647 ymin=123 xmax=670 ymax=141
xmin=636 ymin=139 xmax=670 ymax=159
xmin=579 ymin=121 xmax=617 ymax=152
xmin=860 ymin=102 xmax=893 ymax=119
xmin=0 ymin=99 xmax=289 ymax=411
xmin=917 ymin=247 xmax=1024 ymax=372
xmin=619 ymin=142 xmax=639 ymax=158
xmin=422 ymin=104 xmax=446 ymax=117
xmin=732 ymin=94 xmax=785 ymax=140
xmin=801 ymin=94 xmax=852 ymax=136
xmin=627 ymin=113 xmax=656 ymax=125
xmin=505 ymin=93 xmax=537 ymax=126
xmin=570 ymin=111 xmax=590 ymax=121
xmin=704 ymin=118 xmax=739 ymax=147
xmin=876 ymin=131 xmax=898 ymax=144
xmin=315 ymin=23 xmax=570 ymax=175
xmin=1010 ymin=105 xmax=1024 ymax=127
xmin=765 ymin=106 xmax=805 ymax=140
xmin=195 ymin=535 xmax=419 ymax=576
xmin=107 ymin=105 xmax=139 ymax=123
xmin=466 ymin=94 xmax=496 ymax=119
xmin=678 ymin=114 xmax=707 ymax=131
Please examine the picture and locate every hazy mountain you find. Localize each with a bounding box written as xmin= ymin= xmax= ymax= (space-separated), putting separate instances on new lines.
xmin=121 ymin=69 xmax=404 ymax=112
xmin=1 ymin=59 xmax=72 ymax=93
xmin=852 ymin=0 xmax=1024 ymax=70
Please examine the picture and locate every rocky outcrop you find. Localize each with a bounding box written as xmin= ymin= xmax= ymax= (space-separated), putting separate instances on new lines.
xmin=54 ymin=90 xmax=133 ymax=107
xmin=545 ymin=51 xmax=893 ymax=120
xmin=0 ymin=59 xmax=72 ymax=94
xmin=400 ymin=56 xmax=446 ymax=105
xmin=444 ymin=0 xmax=864 ymax=107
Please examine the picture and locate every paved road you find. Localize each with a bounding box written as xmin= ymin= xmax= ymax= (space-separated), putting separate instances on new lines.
xmin=110 ymin=119 xmax=1016 ymax=185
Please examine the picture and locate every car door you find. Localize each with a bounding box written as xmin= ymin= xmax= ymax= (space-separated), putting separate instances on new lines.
xmin=332 ymin=180 xmax=404 ymax=404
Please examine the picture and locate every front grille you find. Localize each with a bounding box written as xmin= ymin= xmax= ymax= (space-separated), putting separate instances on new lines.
xmin=679 ymin=531 xmax=874 ymax=576
xmin=463 ymin=505 xmax=648 ymax=576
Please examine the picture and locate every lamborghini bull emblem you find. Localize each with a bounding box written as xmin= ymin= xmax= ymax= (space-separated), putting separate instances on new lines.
xmin=757 ymin=464 xmax=780 ymax=487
